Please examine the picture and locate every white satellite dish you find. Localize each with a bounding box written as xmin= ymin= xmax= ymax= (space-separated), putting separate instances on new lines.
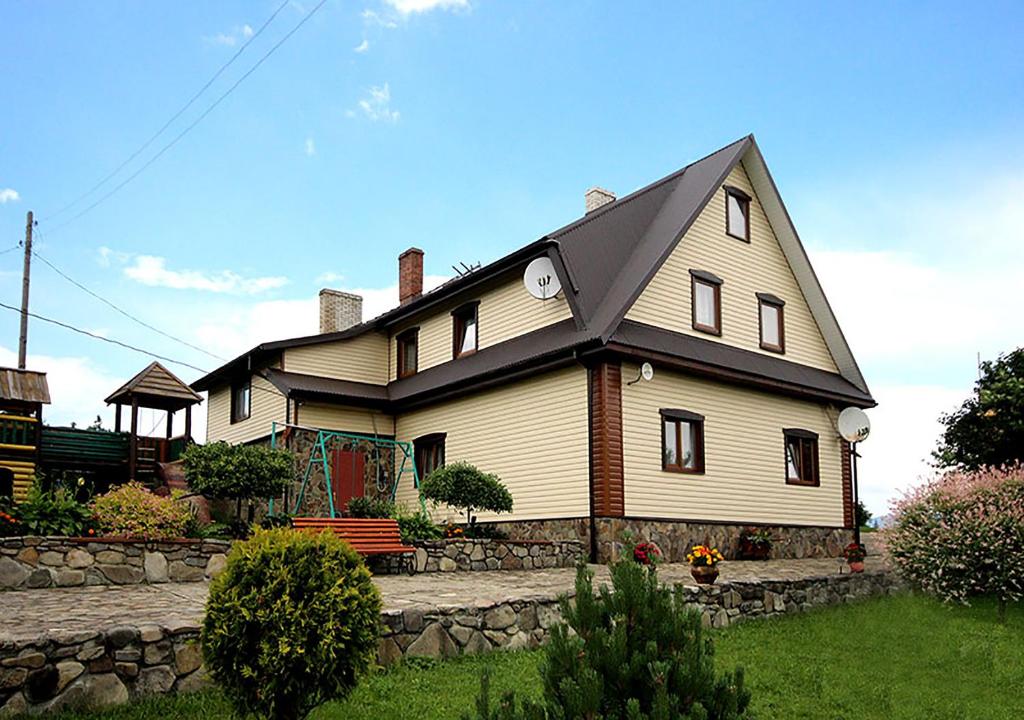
xmin=523 ymin=257 xmax=562 ymax=300
xmin=640 ymin=362 xmax=654 ymax=382
xmin=837 ymin=407 xmax=871 ymax=444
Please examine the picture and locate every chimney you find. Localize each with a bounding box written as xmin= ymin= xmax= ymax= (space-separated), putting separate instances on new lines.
xmin=585 ymin=186 xmax=616 ymax=213
xmin=319 ymin=289 xmax=363 ymax=334
xmin=399 ymin=247 xmax=424 ymax=305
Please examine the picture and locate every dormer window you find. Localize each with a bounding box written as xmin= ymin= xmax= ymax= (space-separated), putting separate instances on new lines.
xmin=397 ymin=328 xmax=419 ymax=378
xmin=689 ymin=269 xmax=723 ymax=336
xmin=452 ymin=302 xmax=479 ymax=359
xmin=725 ymin=186 xmax=751 ymax=242
xmin=757 ymin=293 xmax=785 ymax=353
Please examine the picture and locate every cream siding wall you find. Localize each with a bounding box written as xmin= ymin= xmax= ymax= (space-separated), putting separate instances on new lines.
xmin=625 ymin=163 xmax=838 ymax=372
xmin=283 ymin=332 xmax=388 ymax=385
xmin=296 ymin=402 xmax=394 ymax=436
xmin=206 ymin=374 xmax=286 ymax=444
xmin=390 ymin=275 xmax=573 ymax=381
xmin=621 ymin=363 xmax=844 ymax=527
xmin=394 ymin=366 xmax=590 ymax=521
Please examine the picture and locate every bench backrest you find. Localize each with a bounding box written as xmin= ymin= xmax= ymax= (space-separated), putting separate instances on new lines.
xmin=291 ymin=518 xmax=412 ymax=555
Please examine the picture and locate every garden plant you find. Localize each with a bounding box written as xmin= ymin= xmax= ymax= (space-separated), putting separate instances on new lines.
xmin=90 ymin=481 xmax=193 ymax=539
xmin=15 ymin=479 xmax=93 ymax=536
xmin=420 ymin=461 xmax=513 ymax=529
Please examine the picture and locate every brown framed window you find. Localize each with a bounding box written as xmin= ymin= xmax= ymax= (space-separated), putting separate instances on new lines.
xmin=396 ymin=328 xmax=419 ymax=378
xmin=230 ymin=380 xmax=251 ymax=424
xmin=414 ymin=432 xmax=446 ymax=479
xmin=757 ymin=292 xmax=785 ymax=353
xmin=661 ymin=409 xmax=705 ymax=474
xmin=452 ymin=302 xmax=479 ymax=359
xmin=784 ymin=429 xmax=819 ymax=486
xmin=725 ymin=185 xmax=751 ymax=242
xmin=690 ymin=269 xmax=723 ymax=336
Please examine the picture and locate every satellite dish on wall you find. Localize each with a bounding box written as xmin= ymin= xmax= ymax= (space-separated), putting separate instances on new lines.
xmin=523 ymin=257 xmax=562 ymax=300
xmin=838 ymin=407 xmax=871 ymax=444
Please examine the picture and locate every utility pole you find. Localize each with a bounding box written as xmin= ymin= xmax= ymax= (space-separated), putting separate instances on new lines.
xmin=18 ymin=211 xmax=34 ymax=369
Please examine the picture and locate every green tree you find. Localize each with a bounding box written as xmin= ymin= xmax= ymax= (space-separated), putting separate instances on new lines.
xmin=934 ymin=348 xmax=1024 ymax=471
xmin=183 ymin=442 xmax=292 ymax=522
xmin=855 ymin=500 xmax=873 ymax=528
xmin=420 ymin=461 xmax=513 ymax=525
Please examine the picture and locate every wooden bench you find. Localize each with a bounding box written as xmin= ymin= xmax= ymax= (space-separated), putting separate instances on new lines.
xmin=291 ymin=518 xmax=415 ymax=557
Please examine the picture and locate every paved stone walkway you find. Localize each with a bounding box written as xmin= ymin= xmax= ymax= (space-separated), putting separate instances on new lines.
xmin=1 ymin=554 xmax=886 ymax=644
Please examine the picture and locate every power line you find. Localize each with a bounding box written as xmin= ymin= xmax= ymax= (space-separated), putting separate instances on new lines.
xmin=0 ymin=245 xmax=21 ymax=257
xmin=42 ymin=0 xmax=292 ymax=222
xmin=45 ymin=0 xmax=329 ymax=236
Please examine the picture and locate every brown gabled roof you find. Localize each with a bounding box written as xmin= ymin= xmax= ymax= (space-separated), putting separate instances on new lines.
xmin=106 ymin=362 xmax=203 ymax=411
xmin=0 ymin=367 xmax=51 ymax=405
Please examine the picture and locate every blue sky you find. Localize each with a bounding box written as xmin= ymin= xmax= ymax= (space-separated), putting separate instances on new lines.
xmin=1 ymin=1 xmax=1023 ymax=512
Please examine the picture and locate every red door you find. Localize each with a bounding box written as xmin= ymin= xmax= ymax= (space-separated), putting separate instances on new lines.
xmin=331 ymin=449 xmax=366 ymax=514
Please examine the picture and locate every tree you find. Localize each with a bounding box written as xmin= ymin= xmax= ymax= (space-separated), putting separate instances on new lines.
xmin=465 ymin=560 xmax=751 ymax=719
xmin=934 ymin=348 xmax=1024 ymax=471
xmin=420 ymin=461 xmax=513 ymax=525
xmin=855 ymin=499 xmax=873 ymax=528
xmin=182 ymin=442 xmax=292 ymax=522
xmin=885 ymin=465 xmax=1024 ymax=623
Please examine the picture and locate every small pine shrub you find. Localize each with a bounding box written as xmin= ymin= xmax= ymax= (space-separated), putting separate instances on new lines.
xmin=202 ymin=528 xmax=382 ymax=720
xmin=91 ymin=482 xmax=192 ymax=539
xmin=346 ymin=495 xmax=396 ymax=519
xmin=465 ymin=560 xmax=751 ymax=720
xmin=420 ymin=461 xmax=513 ymax=525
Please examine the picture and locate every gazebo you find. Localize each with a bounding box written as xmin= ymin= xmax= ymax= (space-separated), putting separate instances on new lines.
xmin=104 ymin=362 xmax=202 ymax=481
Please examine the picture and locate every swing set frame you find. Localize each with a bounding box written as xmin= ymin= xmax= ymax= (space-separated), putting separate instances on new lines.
xmin=268 ymin=422 xmax=426 ymax=518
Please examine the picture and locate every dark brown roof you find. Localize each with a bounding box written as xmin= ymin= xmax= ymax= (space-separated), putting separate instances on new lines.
xmin=262 ymin=369 xmax=390 ymax=407
xmin=0 ymin=367 xmax=51 ymax=405
xmin=106 ymin=362 xmax=203 ymax=411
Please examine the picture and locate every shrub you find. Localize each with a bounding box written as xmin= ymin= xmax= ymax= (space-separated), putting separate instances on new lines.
xmin=0 ymin=501 xmax=22 ymax=537
xmin=203 ymin=528 xmax=382 ymax=720
xmin=886 ymin=464 xmax=1024 ymax=622
xmin=420 ymin=462 xmax=513 ymax=526
xmin=395 ymin=509 xmax=442 ymax=544
xmin=90 ymin=482 xmax=193 ymax=539
xmin=17 ymin=480 xmax=93 ymax=536
xmin=855 ymin=500 xmax=873 ymax=528
xmin=465 ymin=560 xmax=751 ymax=719
xmin=182 ymin=442 xmax=293 ymax=501
xmin=346 ymin=495 xmax=396 ymax=519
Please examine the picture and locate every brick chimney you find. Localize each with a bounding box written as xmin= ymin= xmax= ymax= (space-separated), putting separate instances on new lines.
xmin=319 ymin=289 xmax=363 ymax=334
xmin=585 ymin=186 xmax=616 ymax=213
xmin=399 ymin=248 xmax=424 ymax=305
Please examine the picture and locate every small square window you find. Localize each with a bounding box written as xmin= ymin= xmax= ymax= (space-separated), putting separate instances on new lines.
xmin=690 ymin=270 xmax=723 ymax=336
xmin=725 ymin=186 xmax=751 ymax=242
xmin=230 ymin=380 xmax=251 ymax=424
xmin=661 ymin=410 xmax=705 ymax=474
xmin=784 ymin=429 xmax=819 ymax=486
xmin=758 ymin=294 xmax=785 ymax=353
xmin=397 ymin=329 xmax=419 ymax=378
xmin=452 ymin=302 xmax=479 ymax=359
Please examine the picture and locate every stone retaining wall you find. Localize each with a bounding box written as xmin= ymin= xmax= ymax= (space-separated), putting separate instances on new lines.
xmin=373 ymin=539 xmax=585 ymax=575
xmin=0 ymin=537 xmax=230 ymax=592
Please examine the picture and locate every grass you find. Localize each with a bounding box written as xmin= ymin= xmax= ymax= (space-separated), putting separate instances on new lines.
xmin=45 ymin=594 xmax=1024 ymax=720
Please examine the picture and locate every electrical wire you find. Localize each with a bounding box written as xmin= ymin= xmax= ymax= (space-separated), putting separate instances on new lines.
xmin=0 ymin=245 xmax=21 ymax=257
xmin=42 ymin=0 xmax=292 ymax=222
xmin=44 ymin=0 xmax=329 ymax=235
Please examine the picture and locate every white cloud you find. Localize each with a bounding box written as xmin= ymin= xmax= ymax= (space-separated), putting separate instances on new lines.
xmin=242 ymin=24 xmax=254 ymax=39
xmin=355 ymin=83 xmax=400 ymax=123
xmin=304 ymin=137 xmax=316 ymax=156
xmin=0 ymin=188 xmax=20 ymax=204
xmin=204 ymin=24 xmax=254 ymax=47
xmin=316 ymin=271 xmax=345 ymax=284
xmin=124 ymin=256 xmax=288 ymax=295
xmin=354 ymin=38 xmax=370 ymax=53
xmin=383 ymin=0 xmax=469 ymax=15
xmin=361 ymin=9 xmax=398 ymax=28
xmin=96 ymin=246 xmax=131 ymax=268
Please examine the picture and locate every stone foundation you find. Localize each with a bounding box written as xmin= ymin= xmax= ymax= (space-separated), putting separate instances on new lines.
xmin=0 ymin=538 xmax=230 ymax=592
xmin=371 ymin=539 xmax=584 ymax=574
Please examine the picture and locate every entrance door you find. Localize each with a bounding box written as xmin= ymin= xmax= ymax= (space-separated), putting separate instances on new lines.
xmin=331 ymin=448 xmax=366 ymax=514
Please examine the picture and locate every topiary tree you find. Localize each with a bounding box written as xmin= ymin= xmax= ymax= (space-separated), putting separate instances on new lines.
xmin=183 ymin=442 xmax=292 ymax=524
xmin=886 ymin=464 xmax=1024 ymax=623
xmin=465 ymin=559 xmax=751 ymax=719
xmin=202 ymin=527 xmax=382 ymax=720
xmin=420 ymin=461 xmax=513 ymax=526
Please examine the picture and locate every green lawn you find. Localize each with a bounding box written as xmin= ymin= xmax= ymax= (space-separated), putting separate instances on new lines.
xmin=47 ymin=594 xmax=1024 ymax=720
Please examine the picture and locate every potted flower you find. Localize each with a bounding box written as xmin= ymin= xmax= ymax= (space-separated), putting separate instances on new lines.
xmin=842 ymin=542 xmax=867 ymax=573
xmin=738 ymin=527 xmax=774 ymax=560
xmin=633 ymin=541 xmax=661 ymax=567
xmin=686 ymin=544 xmax=725 ymax=584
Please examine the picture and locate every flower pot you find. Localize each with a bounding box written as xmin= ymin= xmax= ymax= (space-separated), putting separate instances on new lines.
xmin=847 ymin=560 xmax=865 ymax=573
xmin=738 ymin=540 xmax=770 ymax=561
xmin=690 ymin=565 xmax=720 ymax=585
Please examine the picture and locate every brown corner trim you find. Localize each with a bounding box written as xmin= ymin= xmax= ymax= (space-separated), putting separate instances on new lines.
xmin=588 ymin=361 xmax=624 ymax=519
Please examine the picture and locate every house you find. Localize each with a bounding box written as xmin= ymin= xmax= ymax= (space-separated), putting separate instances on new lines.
xmin=192 ymin=135 xmax=875 ymax=561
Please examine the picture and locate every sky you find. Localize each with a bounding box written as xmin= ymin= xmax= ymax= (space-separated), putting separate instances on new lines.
xmin=1 ymin=1 xmax=1023 ymax=515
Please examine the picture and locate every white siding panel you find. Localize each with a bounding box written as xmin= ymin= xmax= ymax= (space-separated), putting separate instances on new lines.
xmin=296 ymin=403 xmax=394 ymax=436
xmin=284 ymin=333 xmax=388 ymax=385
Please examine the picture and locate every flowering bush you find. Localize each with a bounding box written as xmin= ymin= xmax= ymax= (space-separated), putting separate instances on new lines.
xmin=885 ymin=464 xmax=1024 ymax=622
xmin=90 ymin=482 xmax=193 ymax=539
xmin=632 ymin=541 xmax=661 ymax=566
xmin=842 ymin=542 xmax=866 ymax=563
xmin=443 ymin=521 xmax=464 ymax=538
xmin=0 ymin=504 xmax=22 ymax=537
xmin=687 ymin=544 xmax=724 ymax=567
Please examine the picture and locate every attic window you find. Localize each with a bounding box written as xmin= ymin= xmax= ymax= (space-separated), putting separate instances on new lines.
xmin=725 ymin=186 xmax=751 ymax=242
xmin=690 ymin=269 xmax=723 ymax=336
xmin=452 ymin=302 xmax=479 ymax=359
xmin=397 ymin=328 xmax=419 ymax=378
xmin=230 ymin=380 xmax=251 ymax=424
xmin=757 ymin=293 xmax=785 ymax=353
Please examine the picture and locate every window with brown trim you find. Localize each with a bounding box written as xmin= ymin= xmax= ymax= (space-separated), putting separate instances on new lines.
xmin=414 ymin=432 xmax=446 ymax=479
xmin=452 ymin=302 xmax=479 ymax=359
xmin=397 ymin=328 xmax=419 ymax=378
xmin=230 ymin=380 xmax=251 ymax=424
xmin=784 ymin=429 xmax=819 ymax=486
xmin=725 ymin=185 xmax=751 ymax=242
xmin=661 ymin=409 xmax=705 ymax=474
xmin=690 ymin=269 xmax=723 ymax=336
xmin=757 ymin=293 xmax=785 ymax=353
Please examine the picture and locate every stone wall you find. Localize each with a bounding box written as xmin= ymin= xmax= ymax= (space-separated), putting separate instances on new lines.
xmin=415 ymin=539 xmax=584 ymax=573
xmin=0 ymin=538 xmax=230 ymax=592
xmin=0 ymin=622 xmax=207 ymax=716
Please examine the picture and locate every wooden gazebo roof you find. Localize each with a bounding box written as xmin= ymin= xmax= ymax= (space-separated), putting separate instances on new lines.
xmin=105 ymin=362 xmax=202 ymax=412
xmin=0 ymin=367 xmax=51 ymax=405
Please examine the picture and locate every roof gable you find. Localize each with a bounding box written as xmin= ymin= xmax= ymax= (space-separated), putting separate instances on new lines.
xmin=106 ymin=361 xmax=203 ymax=409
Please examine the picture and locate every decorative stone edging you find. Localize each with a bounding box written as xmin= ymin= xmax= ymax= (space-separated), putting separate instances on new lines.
xmin=0 ymin=537 xmax=230 ymax=592
xmin=372 ymin=538 xmax=585 ymax=574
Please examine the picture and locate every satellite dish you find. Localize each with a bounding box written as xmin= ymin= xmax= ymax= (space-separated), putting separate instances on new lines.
xmin=838 ymin=407 xmax=871 ymax=444
xmin=523 ymin=257 xmax=562 ymax=300
xmin=640 ymin=362 xmax=654 ymax=382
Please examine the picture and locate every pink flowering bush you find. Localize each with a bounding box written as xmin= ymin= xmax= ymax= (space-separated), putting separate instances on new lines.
xmin=90 ymin=482 xmax=193 ymax=539
xmin=885 ymin=465 xmax=1024 ymax=621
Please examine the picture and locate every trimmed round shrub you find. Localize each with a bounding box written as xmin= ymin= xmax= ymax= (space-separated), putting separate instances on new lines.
xmin=420 ymin=461 xmax=513 ymax=525
xmin=91 ymin=481 xmax=192 ymax=539
xmin=183 ymin=441 xmax=293 ymax=501
xmin=203 ymin=528 xmax=382 ymax=720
